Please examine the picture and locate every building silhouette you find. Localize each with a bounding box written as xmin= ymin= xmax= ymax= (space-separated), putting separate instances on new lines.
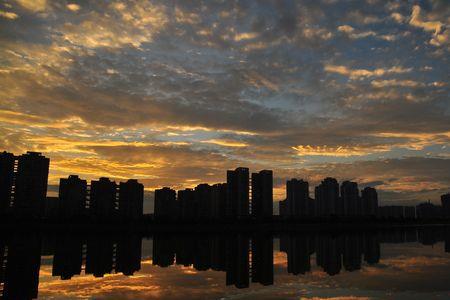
xmin=178 ymin=188 xmax=196 ymax=220
xmin=341 ymin=181 xmax=359 ymax=216
xmin=89 ymin=177 xmax=118 ymax=219
xmin=211 ymin=183 xmax=227 ymax=219
xmin=0 ymin=151 xmax=15 ymax=214
xmin=226 ymin=167 xmax=249 ymax=218
xmin=118 ymin=179 xmax=144 ymax=220
xmin=154 ymin=187 xmax=177 ymax=219
xmin=195 ymin=183 xmax=213 ymax=219
xmin=251 ymin=170 xmax=273 ymax=219
xmin=441 ymin=193 xmax=450 ymax=218
xmin=404 ymin=206 xmax=416 ymax=219
xmin=416 ymin=201 xmax=441 ymax=219
xmin=13 ymin=152 xmax=49 ymax=216
xmin=58 ymin=175 xmax=87 ymax=218
xmin=361 ymin=187 xmax=378 ymax=217
xmin=315 ymin=178 xmax=340 ymax=216
xmin=285 ymin=178 xmax=310 ymax=217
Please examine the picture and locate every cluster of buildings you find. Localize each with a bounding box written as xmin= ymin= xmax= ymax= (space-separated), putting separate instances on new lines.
xmin=279 ymin=178 xmax=379 ymax=217
xmin=154 ymin=168 xmax=273 ymax=219
xmin=1 ymin=151 xmax=450 ymax=221
xmin=0 ymin=151 xmax=144 ymax=219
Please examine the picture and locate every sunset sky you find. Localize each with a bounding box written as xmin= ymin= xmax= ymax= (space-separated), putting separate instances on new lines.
xmin=0 ymin=0 xmax=449 ymax=208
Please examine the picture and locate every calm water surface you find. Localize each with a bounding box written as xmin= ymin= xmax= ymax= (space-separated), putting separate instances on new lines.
xmin=1 ymin=227 xmax=449 ymax=299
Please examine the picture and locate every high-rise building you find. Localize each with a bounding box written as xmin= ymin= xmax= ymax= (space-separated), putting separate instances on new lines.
xmin=286 ymin=178 xmax=309 ymax=217
xmin=118 ymin=179 xmax=144 ymax=220
xmin=211 ymin=183 xmax=227 ymax=219
xmin=314 ymin=177 xmax=340 ymax=216
xmin=0 ymin=151 xmax=15 ymax=213
xmin=416 ymin=201 xmax=440 ymax=219
xmin=89 ymin=177 xmax=117 ymax=218
xmin=441 ymin=193 xmax=450 ymax=218
xmin=13 ymin=152 xmax=49 ymax=216
xmin=226 ymin=167 xmax=249 ymax=218
xmin=178 ymin=188 xmax=196 ymax=219
xmin=341 ymin=181 xmax=360 ymax=216
xmin=58 ymin=175 xmax=87 ymax=218
xmin=195 ymin=183 xmax=212 ymax=219
xmin=154 ymin=187 xmax=177 ymax=218
xmin=251 ymin=170 xmax=273 ymax=219
xmin=361 ymin=187 xmax=378 ymax=217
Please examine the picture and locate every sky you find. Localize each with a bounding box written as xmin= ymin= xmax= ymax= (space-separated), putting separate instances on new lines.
xmin=0 ymin=0 xmax=449 ymax=206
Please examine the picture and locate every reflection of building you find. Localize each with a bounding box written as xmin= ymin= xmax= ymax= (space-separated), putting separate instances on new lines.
xmin=441 ymin=193 xmax=450 ymax=218
xmin=152 ymin=236 xmax=175 ymax=267
xmin=226 ymin=168 xmax=249 ymax=218
xmin=52 ymin=236 xmax=83 ymax=280
xmin=2 ymin=235 xmax=41 ymax=299
xmin=85 ymin=237 xmax=114 ymax=277
xmin=343 ymin=234 xmax=362 ymax=271
xmin=89 ymin=177 xmax=118 ymax=218
xmin=361 ymin=187 xmax=378 ymax=217
xmin=116 ymin=235 xmax=142 ymax=275
xmin=315 ymin=178 xmax=340 ymax=216
xmin=226 ymin=235 xmax=249 ymax=288
xmin=316 ymin=235 xmax=341 ymax=275
xmin=363 ymin=234 xmax=380 ymax=264
xmin=341 ymin=181 xmax=359 ymax=216
xmin=251 ymin=170 xmax=273 ymax=219
xmin=59 ymin=175 xmax=87 ymax=218
xmin=282 ymin=234 xmax=312 ymax=275
xmin=13 ymin=152 xmax=49 ymax=216
xmin=284 ymin=179 xmax=310 ymax=217
xmin=118 ymin=179 xmax=144 ymax=220
xmin=251 ymin=234 xmax=273 ymax=285
xmin=0 ymin=151 xmax=15 ymax=214
xmin=154 ymin=187 xmax=177 ymax=219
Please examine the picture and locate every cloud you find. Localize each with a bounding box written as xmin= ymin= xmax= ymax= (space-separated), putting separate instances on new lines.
xmin=14 ymin=0 xmax=47 ymax=12
xmin=409 ymin=5 xmax=449 ymax=47
xmin=0 ymin=10 xmax=19 ymax=19
xmin=324 ymin=65 xmax=412 ymax=79
xmin=66 ymin=3 xmax=80 ymax=12
xmin=371 ymin=79 xmax=424 ymax=88
xmin=0 ymin=0 xmax=449 ymax=206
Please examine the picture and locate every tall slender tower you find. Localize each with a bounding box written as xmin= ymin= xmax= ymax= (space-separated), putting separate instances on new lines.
xmin=226 ymin=167 xmax=249 ymax=218
xmin=251 ymin=170 xmax=273 ymax=219
xmin=13 ymin=152 xmax=49 ymax=216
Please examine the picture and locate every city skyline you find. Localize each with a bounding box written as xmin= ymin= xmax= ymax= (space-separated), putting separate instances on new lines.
xmin=0 ymin=1 xmax=449 ymax=207
xmin=2 ymin=150 xmax=449 ymax=218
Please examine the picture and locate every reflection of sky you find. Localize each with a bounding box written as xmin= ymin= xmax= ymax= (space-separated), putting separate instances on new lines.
xmin=1 ymin=0 xmax=450 ymax=205
xmin=36 ymin=240 xmax=450 ymax=299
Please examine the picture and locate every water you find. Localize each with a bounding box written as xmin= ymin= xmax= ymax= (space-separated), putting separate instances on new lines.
xmin=1 ymin=227 xmax=449 ymax=299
